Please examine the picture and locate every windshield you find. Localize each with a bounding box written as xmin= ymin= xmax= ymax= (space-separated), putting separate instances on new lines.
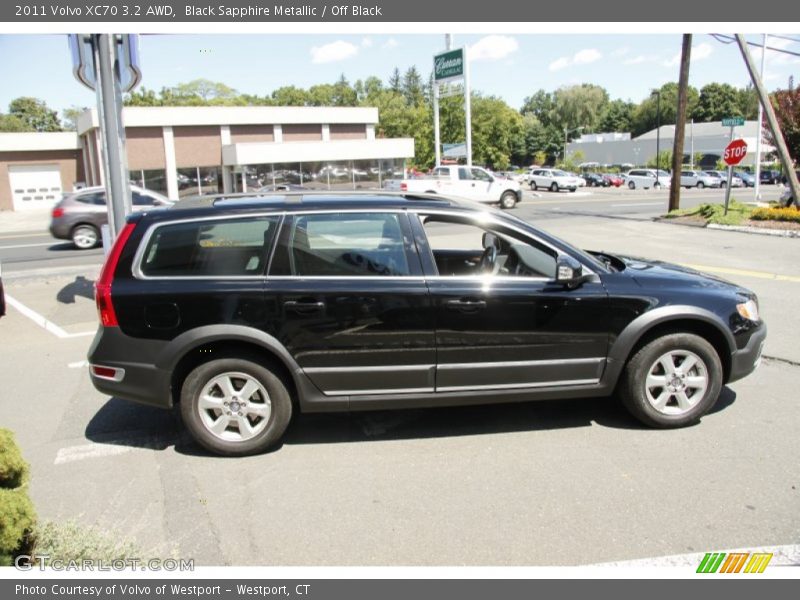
xmin=553 ymin=170 xmax=568 ymax=177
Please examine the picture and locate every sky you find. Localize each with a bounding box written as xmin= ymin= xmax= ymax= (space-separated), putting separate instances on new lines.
xmin=0 ymin=33 xmax=798 ymax=117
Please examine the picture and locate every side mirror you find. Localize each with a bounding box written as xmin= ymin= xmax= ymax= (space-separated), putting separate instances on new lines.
xmin=555 ymin=255 xmax=584 ymax=288
xmin=482 ymin=232 xmax=499 ymax=250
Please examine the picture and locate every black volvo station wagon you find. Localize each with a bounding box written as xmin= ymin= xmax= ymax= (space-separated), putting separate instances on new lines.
xmin=88 ymin=193 xmax=766 ymax=455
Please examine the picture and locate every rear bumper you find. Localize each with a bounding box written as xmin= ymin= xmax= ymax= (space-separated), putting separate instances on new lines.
xmin=728 ymin=322 xmax=767 ymax=383
xmin=87 ymin=327 xmax=173 ymax=408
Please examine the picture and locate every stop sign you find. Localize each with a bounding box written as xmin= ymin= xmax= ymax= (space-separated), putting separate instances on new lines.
xmin=723 ymin=139 xmax=748 ymax=166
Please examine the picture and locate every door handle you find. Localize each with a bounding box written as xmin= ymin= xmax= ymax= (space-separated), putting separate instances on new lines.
xmin=284 ymin=299 xmax=325 ymax=314
xmin=445 ymin=298 xmax=486 ymax=311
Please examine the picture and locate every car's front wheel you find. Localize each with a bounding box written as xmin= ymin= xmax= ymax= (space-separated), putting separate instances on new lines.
xmin=697 ymin=181 xmax=705 ymax=189
xmin=550 ymin=182 xmax=559 ymax=192
xmin=71 ymin=224 xmax=100 ymax=249
xmin=628 ymin=181 xmax=636 ymax=190
xmin=619 ymin=333 xmax=723 ymax=428
xmin=499 ymin=191 xmax=517 ymax=209
xmin=530 ymin=181 xmax=538 ymax=191
xmin=180 ymin=357 xmax=293 ymax=456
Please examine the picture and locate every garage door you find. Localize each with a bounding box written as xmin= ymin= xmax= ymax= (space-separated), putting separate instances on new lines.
xmin=8 ymin=164 xmax=63 ymax=211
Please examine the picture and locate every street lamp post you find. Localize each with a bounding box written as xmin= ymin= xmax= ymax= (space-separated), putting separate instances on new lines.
xmin=563 ymin=126 xmax=584 ymax=167
xmin=651 ymin=90 xmax=662 ymax=185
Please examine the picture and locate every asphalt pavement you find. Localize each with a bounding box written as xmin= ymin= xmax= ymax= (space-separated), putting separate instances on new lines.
xmin=0 ymin=186 xmax=798 ymax=566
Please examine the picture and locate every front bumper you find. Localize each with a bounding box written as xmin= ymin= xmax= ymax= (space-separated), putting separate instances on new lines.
xmin=729 ymin=322 xmax=767 ymax=383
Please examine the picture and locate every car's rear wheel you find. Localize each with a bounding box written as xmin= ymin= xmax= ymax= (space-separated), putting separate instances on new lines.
xmin=619 ymin=333 xmax=722 ymax=428
xmin=697 ymin=181 xmax=705 ymax=189
xmin=628 ymin=181 xmax=636 ymax=190
xmin=71 ymin=224 xmax=99 ymax=249
xmin=530 ymin=181 xmax=538 ymax=191
xmin=550 ymin=182 xmax=558 ymax=192
xmin=499 ymin=191 xmax=517 ymax=209
xmin=180 ymin=358 xmax=293 ymax=456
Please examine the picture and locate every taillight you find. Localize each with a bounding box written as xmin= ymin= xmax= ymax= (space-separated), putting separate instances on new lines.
xmin=52 ymin=207 xmax=64 ymax=218
xmin=400 ymin=182 xmax=408 ymax=191
xmin=95 ymin=222 xmax=136 ymax=327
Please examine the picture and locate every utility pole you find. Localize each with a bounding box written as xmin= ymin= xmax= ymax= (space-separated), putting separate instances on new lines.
xmin=735 ymin=34 xmax=800 ymax=207
xmin=669 ymin=34 xmax=692 ymax=212
xmin=753 ymin=33 xmax=767 ymax=200
xmin=652 ymin=90 xmax=662 ymax=185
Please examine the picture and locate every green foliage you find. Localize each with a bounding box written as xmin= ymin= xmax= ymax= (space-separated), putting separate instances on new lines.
xmin=31 ymin=521 xmax=143 ymax=565
xmin=0 ymin=429 xmax=36 ymax=566
xmin=766 ymin=86 xmax=800 ymax=163
xmin=646 ymin=150 xmax=673 ymax=170
xmin=2 ymin=97 xmax=62 ymax=132
xmin=597 ymin=99 xmax=636 ymax=133
xmin=61 ymin=106 xmax=86 ymax=131
xmin=631 ymin=83 xmax=699 ymax=136
xmin=693 ymin=83 xmax=746 ymax=123
xmin=666 ymin=200 xmax=753 ymax=225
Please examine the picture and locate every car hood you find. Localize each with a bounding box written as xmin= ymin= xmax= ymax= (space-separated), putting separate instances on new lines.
xmin=616 ymin=254 xmax=750 ymax=294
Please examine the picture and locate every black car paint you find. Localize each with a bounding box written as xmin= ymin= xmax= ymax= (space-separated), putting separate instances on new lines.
xmin=88 ymin=195 xmax=766 ymax=414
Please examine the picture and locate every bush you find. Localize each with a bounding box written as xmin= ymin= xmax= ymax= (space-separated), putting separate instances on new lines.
xmin=751 ymin=206 xmax=800 ymax=223
xmin=0 ymin=429 xmax=36 ymax=566
xmin=665 ymin=200 xmax=753 ymax=226
xmin=31 ymin=521 xmax=141 ymax=564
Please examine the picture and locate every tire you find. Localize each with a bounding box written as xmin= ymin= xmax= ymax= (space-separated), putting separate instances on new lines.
xmin=568 ymin=188 xmax=576 ymax=193
xmin=654 ymin=182 xmax=662 ymax=189
xmin=720 ymin=182 xmax=726 ymax=188
xmin=697 ymin=181 xmax=705 ymax=189
xmin=628 ymin=181 xmax=636 ymax=190
xmin=499 ymin=191 xmax=517 ymax=209
xmin=531 ymin=181 xmax=538 ymax=191
xmin=180 ymin=357 xmax=293 ymax=456
xmin=618 ymin=333 xmax=723 ymax=429
xmin=71 ymin=224 xmax=100 ymax=249
xmin=549 ymin=182 xmax=558 ymax=192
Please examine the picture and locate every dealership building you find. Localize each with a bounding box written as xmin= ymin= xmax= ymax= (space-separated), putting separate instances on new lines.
xmin=0 ymin=106 xmax=415 ymax=211
xmin=566 ymin=120 xmax=774 ymax=168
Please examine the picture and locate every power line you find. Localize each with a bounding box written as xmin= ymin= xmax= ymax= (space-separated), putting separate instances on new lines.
xmin=710 ymin=34 xmax=800 ymax=58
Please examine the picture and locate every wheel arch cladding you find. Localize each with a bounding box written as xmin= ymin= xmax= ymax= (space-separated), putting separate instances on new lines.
xmin=608 ymin=307 xmax=735 ymax=384
xmin=160 ymin=326 xmax=301 ymax=407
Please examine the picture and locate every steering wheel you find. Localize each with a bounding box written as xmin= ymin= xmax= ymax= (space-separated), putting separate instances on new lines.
xmin=479 ymin=245 xmax=497 ymax=274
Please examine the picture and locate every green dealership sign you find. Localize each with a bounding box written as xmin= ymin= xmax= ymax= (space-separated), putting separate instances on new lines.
xmin=434 ymin=48 xmax=464 ymax=82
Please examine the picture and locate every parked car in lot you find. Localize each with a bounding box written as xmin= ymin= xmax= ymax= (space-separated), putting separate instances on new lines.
xmin=734 ymin=171 xmax=755 ymax=187
xmin=49 ymin=186 xmax=173 ymax=249
xmin=0 ymin=261 xmax=5 ymax=318
xmin=623 ymin=169 xmax=671 ymax=190
xmin=603 ymin=173 xmax=624 ymax=187
xmin=760 ymin=170 xmax=781 ymax=185
xmin=705 ymin=170 xmax=742 ymax=188
xmin=581 ymin=172 xmax=606 ymax=187
xmin=681 ymin=170 xmax=721 ymax=189
xmin=87 ymin=191 xmax=766 ymax=455
xmin=529 ymin=168 xmax=583 ymax=192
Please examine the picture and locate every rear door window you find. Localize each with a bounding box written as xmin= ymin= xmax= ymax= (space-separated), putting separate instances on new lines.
xmin=139 ymin=216 xmax=280 ymax=277
xmin=270 ymin=212 xmax=413 ymax=277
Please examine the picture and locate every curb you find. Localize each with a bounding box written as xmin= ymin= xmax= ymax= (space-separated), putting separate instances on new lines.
xmin=706 ymin=223 xmax=800 ymax=238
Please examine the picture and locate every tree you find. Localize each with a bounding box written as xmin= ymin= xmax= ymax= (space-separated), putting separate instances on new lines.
xmin=647 ymin=150 xmax=673 ymax=170
xmin=766 ymin=86 xmax=800 ymax=164
xmin=520 ymin=89 xmax=555 ymax=126
xmin=550 ymin=84 xmax=610 ymax=133
xmin=170 ymin=79 xmax=239 ymax=103
xmin=597 ymin=99 xmax=636 ymax=133
xmin=388 ymin=68 xmax=402 ymax=93
xmin=401 ymin=66 xmax=425 ymax=107
xmin=0 ymin=113 xmax=31 ymax=132
xmin=332 ymin=74 xmax=357 ymax=106
xmin=692 ymin=83 xmax=744 ymax=123
xmin=61 ymin=106 xmax=86 ymax=131
xmin=7 ymin=97 xmax=62 ymax=132
xmin=631 ymin=83 xmax=699 ymax=136
xmin=271 ymin=86 xmax=308 ymax=106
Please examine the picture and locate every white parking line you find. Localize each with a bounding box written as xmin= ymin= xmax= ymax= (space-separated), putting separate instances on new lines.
xmin=0 ymin=242 xmax=57 ymax=250
xmin=54 ymin=433 xmax=175 ymax=465
xmin=611 ymin=202 xmax=662 ymax=207
xmin=4 ymin=294 xmax=95 ymax=339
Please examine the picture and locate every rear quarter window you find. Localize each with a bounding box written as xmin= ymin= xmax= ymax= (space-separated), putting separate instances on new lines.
xmin=139 ymin=216 xmax=280 ymax=277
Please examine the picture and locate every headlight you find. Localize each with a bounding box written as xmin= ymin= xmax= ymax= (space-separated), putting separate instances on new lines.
xmin=737 ymin=299 xmax=760 ymax=322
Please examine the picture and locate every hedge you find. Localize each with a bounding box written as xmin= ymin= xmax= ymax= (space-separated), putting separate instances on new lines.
xmin=750 ymin=206 xmax=800 ymax=223
xmin=0 ymin=429 xmax=36 ymax=566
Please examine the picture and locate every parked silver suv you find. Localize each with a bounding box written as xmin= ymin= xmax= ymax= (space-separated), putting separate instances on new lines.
xmin=49 ymin=186 xmax=172 ymax=249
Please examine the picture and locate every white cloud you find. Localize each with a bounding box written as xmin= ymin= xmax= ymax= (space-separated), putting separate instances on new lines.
xmin=573 ymin=48 xmax=602 ymax=65
xmin=470 ymin=35 xmax=519 ymax=62
xmin=361 ymin=37 xmax=373 ymax=48
xmin=549 ymin=48 xmax=602 ymax=71
xmin=611 ymin=46 xmax=630 ymax=57
xmin=548 ymin=56 xmax=571 ymax=72
xmin=310 ymin=40 xmax=359 ymax=64
xmin=623 ymin=54 xmax=656 ymax=65
xmin=662 ymin=42 xmax=713 ymax=67
xmin=382 ymin=38 xmax=399 ymax=49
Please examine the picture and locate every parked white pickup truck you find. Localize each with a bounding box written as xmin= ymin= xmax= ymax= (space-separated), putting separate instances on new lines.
xmin=384 ymin=165 xmax=523 ymax=209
